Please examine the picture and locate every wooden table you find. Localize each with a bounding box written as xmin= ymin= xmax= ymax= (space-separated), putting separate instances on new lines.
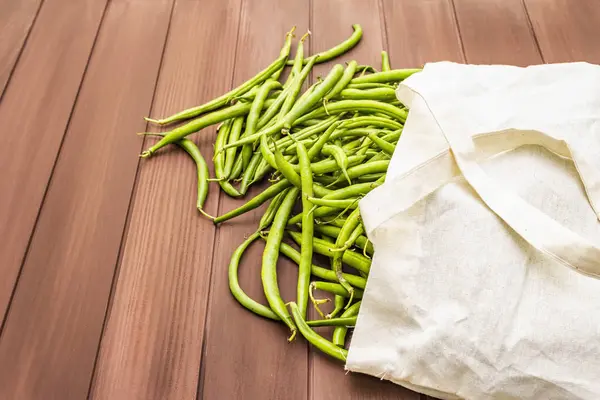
xmin=0 ymin=0 xmax=598 ymax=399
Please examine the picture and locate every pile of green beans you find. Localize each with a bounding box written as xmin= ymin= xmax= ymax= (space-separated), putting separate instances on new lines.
xmin=139 ymin=25 xmax=419 ymax=362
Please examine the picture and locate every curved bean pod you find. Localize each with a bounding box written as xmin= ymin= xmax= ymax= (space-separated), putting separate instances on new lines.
xmin=288 ymin=231 xmax=371 ymax=274
xmin=262 ymin=187 xmax=300 ymax=338
xmin=322 ymin=144 xmax=351 ymax=184
xmin=278 ymin=242 xmax=366 ymax=289
xmin=176 ymin=138 xmax=210 ymax=214
xmin=289 ymin=302 xmax=348 ymax=362
xmin=229 ymin=231 xmax=279 ymax=320
xmin=350 ymin=68 xmax=421 ymax=85
xmin=332 ymin=300 xmax=362 ymax=347
xmin=294 ymin=99 xmax=408 ymax=124
xmin=311 ymin=281 xmax=364 ymax=299
xmin=214 ymin=179 xmax=291 ymax=224
xmin=286 ymin=24 xmax=362 ymax=66
xmin=259 ymin=188 xmax=290 ymax=230
xmin=324 ymin=60 xmax=357 ymax=101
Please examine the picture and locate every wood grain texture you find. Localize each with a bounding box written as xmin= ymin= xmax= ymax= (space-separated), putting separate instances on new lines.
xmin=89 ymin=0 xmax=242 ymax=399
xmin=310 ymin=1 xmax=419 ymax=399
xmin=0 ymin=0 xmax=42 ymax=99
xmin=0 ymin=1 xmax=172 ymax=399
xmin=381 ymin=1 xmax=462 ymax=399
xmin=525 ymin=0 xmax=600 ymax=64
xmin=200 ymin=1 xmax=310 ymax=399
xmin=382 ymin=0 xmax=464 ymax=68
xmin=454 ymin=0 xmax=541 ymax=65
xmin=0 ymin=0 xmax=108 ymax=326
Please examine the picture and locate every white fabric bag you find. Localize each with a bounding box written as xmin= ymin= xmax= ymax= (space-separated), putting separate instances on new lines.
xmin=346 ymin=62 xmax=600 ymax=400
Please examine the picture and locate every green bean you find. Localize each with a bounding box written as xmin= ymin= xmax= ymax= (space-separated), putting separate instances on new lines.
xmin=146 ymin=31 xmax=293 ymax=126
xmin=229 ymin=155 xmax=244 ymax=180
xmin=282 ymin=64 xmax=345 ymax=129
xmin=271 ymin=26 xmax=296 ymax=81
xmin=246 ymin=80 xmax=282 ymax=139
xmin=239 ymin=152 xmax=262 ymax=194
xmin=250 ymin=158 xmax=273 ymax=186
xmin=295 ymin=100 xmax=408 ymax=125
xmin=214 ymin=121 xmax=232 ymax=180
xmin=296 ymin=141 xmax=314 ymax=318
xmin=307 ymin=315 xmax=357 ymax=327
xmin=256 ymin=85 xmax=292 ymax=130
xmin=332 ymin=300 xmax=362 ymax=347
xmin=311 ymin=281 xmax=364 ymax=299
xmin=259 ymin=188 xmax=290 ymax=230
xmin=328 ymin=295 xmax=346 ymax=319
xmin=176 ymin=138 xmax=210 ymax=215
xmin=274 ymin=115 xmax=340 ymax=151
xmin=229 ymin=231 xmax=279 ymax=320
xmin=289 ymin=302 xmax=348 ymax=361
xmin=368 ymin=132 xmax=396 ymax=155
xmin=141 ymin=98 xmax=275 ymax=157
xmin=345 ymin=160 xmax=389 ymax=180
xmin=285 ymin=32 xmax=310 ymax=88
xmin=338 ymin=87 xmax=397 ymax=101
xmin=278 ymin=242 xmax=366 ymax=289
xmin=356 ymin=173 xmax=385 ymax=182
xmin=332 ymin=207 xmax=362 ymax=306
xmin=350 ymin=68 xmax=421 ymax=85
xmin=322 ymin=144 xmax=351 ymax=184
xmin=214 ymin=179 xmax=291 ymax=224
xmin=307 ymin=197 xmax=359 ymax=209
xmin=340 ymin=115 xmax=402 ymax=131
xmin=346 ymin=82 xmax=394 ymax=90
xmin=262 ymin=187 xmax=300 ymax=338
xmin=279 ymin=55 xmax=318 ymax=118
xmin=313 ymin=224 xmax=373 ymax=256
xmin=288 ymin=231 xmax=371 ymax=274
xmin=273 ymin=142 xmax=332 ymax=197
xmin=324 ymin=60 xmax=357 ymax=101
xmin=290 ymin=154 xmax=364 ymax=174
xmin=381 ymin=50 xmax=391 ymax=72
xmin=287 ymin=24 xmax=362 ymax=66
xmin=224 ymin=117 xmax=244 ymax=178
xmin=322 ymin=180 xmax=383 ymax=200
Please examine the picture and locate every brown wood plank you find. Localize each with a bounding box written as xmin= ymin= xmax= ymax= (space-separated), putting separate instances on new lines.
xmin=0 ymin=0 xmax=173 ymax=398
xmin=0 ymin=0 xmax=107 ymax=324
xmin=200 ymin=1 xmax=310 ymax=399
xmin=89 ymin=0 xmax=243 ymax=399
xmin=453 ymin=0 xmax=541 ymax=65
xmin=524 ymin=0 xmax=600 ymax=64
xmin=383 ymin=0 xmax=464 ymax=68
xmin=309 ymin=1 xmax=419 ymax=399
xmin=0 ymin=0 xmax=43 ymax=99
xmin=381 ymin=1 xmax=462 ymax=399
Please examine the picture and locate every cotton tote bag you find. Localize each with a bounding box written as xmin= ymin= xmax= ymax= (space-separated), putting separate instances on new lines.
xmin=347 ymin=62 xmax=600 ymax=400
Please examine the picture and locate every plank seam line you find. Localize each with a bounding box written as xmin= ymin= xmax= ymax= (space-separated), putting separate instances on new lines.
xmin=520 ymin=0 xmax=546 ymax=63
xmin=0 ymin=0 xmax=46 ymax=104
xmin=378 ymin=0 xmax=390 ymax=61
xmin=197 ymin=0 xmax=245 ymax=397
xmin=448 ymin=0 xmax=467 ymax=64
xmin=84 ymin=0 xmax=178 ymax=397
xmin=0 ymin=0 xmax=112 ymax=339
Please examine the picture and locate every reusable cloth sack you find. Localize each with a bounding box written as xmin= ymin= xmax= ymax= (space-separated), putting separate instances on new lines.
xmin=346 ymin=62 xmax=600 ymax=399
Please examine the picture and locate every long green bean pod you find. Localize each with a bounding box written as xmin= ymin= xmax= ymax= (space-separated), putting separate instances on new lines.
xmin=262 ymin=187 xmax=300 ymax=338
xmin=296 ymin=141 xmax=314 ymax=318
xmin=288 ymin=24 xmax=363 ymax=66
xmin=289 ymin=302 xmax=348 ymax=361
xmin=229 ymin=232 xmax=279 ymax=320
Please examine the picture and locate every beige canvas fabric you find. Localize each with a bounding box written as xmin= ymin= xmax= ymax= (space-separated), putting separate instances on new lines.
xmin=347 ymin=62 xmax=600 ymax=399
